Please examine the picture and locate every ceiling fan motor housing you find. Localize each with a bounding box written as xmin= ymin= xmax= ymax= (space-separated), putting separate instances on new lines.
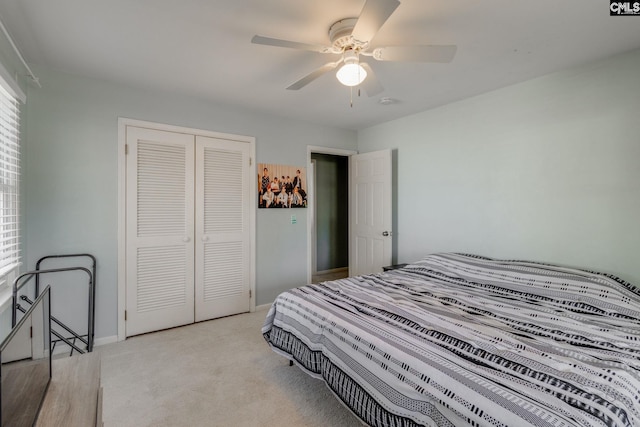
xmin=329 ymin=18 xmax=363 ymax=52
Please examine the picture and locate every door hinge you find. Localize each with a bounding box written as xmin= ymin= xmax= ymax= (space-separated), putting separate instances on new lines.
xmin=249 ymin=289 xmax=252 ymax=299
xmin=30 ymin=326 xmax=33 ymax=338
xmin=249 ymin=157 xmax=252 ymax=166
xmin=124 ymin=310 xmax=127 ymax=321
xmin=125 ymin=144 xmax=129 ymax=155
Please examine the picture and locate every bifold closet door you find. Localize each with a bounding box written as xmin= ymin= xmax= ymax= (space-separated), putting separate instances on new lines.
xmin=194 ymin=136 xmax=251 ymax=322
xmin=126 ymin=127 xmax=195 ymax=336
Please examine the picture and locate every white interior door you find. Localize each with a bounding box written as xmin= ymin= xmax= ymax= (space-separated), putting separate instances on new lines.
xmin=349 ymin=149 xmax=392 ymax=276
xmin=194 ymin=136 xmax=252 ymax=322
xmin=126 ymin=127 xmax=195 ymax=336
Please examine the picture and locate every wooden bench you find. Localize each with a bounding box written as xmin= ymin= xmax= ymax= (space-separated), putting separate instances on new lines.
xmin=35 ymin=352 xmax=102 ymax=427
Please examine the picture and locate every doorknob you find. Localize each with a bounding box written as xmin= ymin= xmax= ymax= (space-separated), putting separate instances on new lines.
xmin=183 ymin=237 xmax=191 ymax=243
xmin=382 ymin=231 xmax=390 ymax=237
xmin=202 ymin=236 xmax=210 ymax=242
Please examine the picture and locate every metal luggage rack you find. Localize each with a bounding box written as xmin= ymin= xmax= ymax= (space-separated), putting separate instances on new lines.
xmin=12 ymin=253 xmax=96 ymax=356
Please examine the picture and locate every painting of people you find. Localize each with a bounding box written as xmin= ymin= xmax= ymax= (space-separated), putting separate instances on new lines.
xmin=258 ymin=164 xmax=307 ymax=208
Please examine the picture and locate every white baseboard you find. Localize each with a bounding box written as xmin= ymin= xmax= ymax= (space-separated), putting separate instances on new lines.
xmin=255 ymin=303 xmax=272 ymax=312
xmin=94 ymin=335 xmax=118 ymax=347
xmin=51 ymin=335 xmax=119 ymax=356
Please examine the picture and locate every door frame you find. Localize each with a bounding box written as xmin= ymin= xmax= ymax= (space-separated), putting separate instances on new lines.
xmin=306 ymin=146 xmax=357 ymax=284
xmin=309 ymin=159 xmax=317 ymax=276
xmin=118 ymin=118 xmax=256 ymax=341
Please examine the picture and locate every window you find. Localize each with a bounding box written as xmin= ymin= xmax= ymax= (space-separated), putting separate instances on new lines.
xmin=0 ymin=83 xmax=20 ymax=276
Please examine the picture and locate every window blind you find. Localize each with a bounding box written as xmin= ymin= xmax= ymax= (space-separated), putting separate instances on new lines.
xmin=0 ymin=83 xmax=20 ymax=275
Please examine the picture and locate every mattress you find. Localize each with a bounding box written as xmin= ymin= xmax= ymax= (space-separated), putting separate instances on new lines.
xmin=262 ymin=253 xmax=640 ymax=426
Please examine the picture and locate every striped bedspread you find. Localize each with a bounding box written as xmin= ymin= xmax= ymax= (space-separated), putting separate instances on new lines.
xmin=262 ymin=253 xmax=640 ymax=427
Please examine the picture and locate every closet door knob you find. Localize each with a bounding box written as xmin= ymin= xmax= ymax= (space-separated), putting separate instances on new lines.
xmin=202 ymin=236 xmax=210 ymax=242
xmin=183 ymin=237 xmax=191 ymax=243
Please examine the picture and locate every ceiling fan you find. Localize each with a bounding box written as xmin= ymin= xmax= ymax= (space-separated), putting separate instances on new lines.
xmin=251 ymin=0 xmax=457 ymax=96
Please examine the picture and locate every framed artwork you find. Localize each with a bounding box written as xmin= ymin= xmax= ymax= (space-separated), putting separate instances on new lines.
xmin=258 ymin=163 xmax=307 ymax=208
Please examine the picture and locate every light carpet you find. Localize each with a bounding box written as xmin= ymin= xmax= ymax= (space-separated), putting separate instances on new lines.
xmin=98 ymin=309 xmax=362 ymax=427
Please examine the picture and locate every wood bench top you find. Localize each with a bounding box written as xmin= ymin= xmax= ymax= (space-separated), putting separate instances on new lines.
xmin=35 ymin=352 xmax=101 ymax=427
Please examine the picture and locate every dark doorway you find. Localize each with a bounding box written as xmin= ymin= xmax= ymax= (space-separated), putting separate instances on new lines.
xmin=311 ymin=153 xmax=349 ymax=282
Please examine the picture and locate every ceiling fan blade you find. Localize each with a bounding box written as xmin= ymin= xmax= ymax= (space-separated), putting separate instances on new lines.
xmin=373 ymin=45 xmax=457 ymax=63
xmin=251 ymin=35 xmax=329 ymax=53
xmin=359 ymin=63 xmax=384 ymax=96
xmin=352 ymin=0 xmax=400 ymax=43
xmin=286 ymin=62 xmax=340 ymax=90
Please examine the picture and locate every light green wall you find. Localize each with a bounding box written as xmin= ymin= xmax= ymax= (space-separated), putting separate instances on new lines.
xmin=23 ymin=66 xmax=357 ymax=340
xmin=358 ymin=49 xmax=640 ymax=286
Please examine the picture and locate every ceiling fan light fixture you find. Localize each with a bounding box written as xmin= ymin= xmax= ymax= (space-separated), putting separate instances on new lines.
xmin=336 ymin=49 xmax=367 ymax=87
xmin=336 ymin=62 xmax=367 ymax=86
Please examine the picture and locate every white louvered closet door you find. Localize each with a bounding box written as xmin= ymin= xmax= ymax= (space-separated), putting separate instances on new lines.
xmin=195 ymin=136 xmax=251 ymax=322
xmin=126 ymin=127 xmax=195 ymax=336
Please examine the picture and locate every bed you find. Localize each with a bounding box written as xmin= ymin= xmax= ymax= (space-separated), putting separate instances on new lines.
xmin=262 ymin=253 xmax=640 ymax=427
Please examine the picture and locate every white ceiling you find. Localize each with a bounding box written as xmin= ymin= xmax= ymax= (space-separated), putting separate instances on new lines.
xmin=2 ymin=0 xmax=640 ymax=130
